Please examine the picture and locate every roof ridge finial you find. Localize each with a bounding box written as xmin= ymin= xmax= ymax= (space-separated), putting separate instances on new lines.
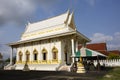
xmin=71 ymin=10 xmax=74 ymax=15
xmin=27 ymin=21 xmax=31 ymax=25
xmin=67 ymin=9 xmax=70 ymax=14
xmin=71 ymin=8 xmax=75 ymax=14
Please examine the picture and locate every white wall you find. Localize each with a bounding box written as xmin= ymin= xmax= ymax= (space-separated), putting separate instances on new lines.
xmin=16 ymin=38 xmax=62 ymax=63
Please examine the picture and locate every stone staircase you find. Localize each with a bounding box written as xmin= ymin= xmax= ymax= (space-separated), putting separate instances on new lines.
xmin=58 ymin=65 xmax=70 ymax=71
xmin=4 ymin=63 xmax=16 ymax=70
xmin=76 ymin=62 xmax=86 ymax=73
xmin=58 ymin=63 xmax=75 ymax=72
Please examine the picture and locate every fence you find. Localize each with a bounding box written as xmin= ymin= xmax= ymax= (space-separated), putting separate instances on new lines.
xmin=93 ymin=59 xmax=120 ymax=67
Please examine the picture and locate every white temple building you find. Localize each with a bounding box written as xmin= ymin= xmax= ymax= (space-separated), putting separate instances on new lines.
xmin=5 ymin=10 xmax=90 ymax=71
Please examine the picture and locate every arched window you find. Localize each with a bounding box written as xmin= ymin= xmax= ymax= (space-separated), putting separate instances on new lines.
xmin=42 ymin=48 xmax=47 ymax=60
xmin=26 ymin=50 xmax=30 ymax=62
xmin=33 ymin=49 xmax=38 ymax=61
xmin=52 ymin=46 xmax=58 ymax=60
xmin=18 ymin=51 xmax=22 ymax=61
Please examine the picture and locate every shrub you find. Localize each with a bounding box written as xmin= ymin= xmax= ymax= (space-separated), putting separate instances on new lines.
xmin=108 ymin=53 xmax=120 ymax=59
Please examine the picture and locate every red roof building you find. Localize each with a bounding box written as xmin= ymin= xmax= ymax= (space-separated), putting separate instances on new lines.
xmin=78 ymin=43 xmax=109 ymax=56
xmin=108 ymin=50 xmax=120 ymax=55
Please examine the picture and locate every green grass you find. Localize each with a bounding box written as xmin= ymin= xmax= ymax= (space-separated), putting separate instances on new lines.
xmin=99 ymin=67 xmax=120 ymax=80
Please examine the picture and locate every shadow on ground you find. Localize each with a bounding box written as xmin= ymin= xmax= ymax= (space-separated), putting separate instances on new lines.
xmin=0 ymin=67 xmax=113 ymax=80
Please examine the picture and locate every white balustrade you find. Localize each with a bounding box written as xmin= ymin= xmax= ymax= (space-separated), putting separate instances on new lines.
xmin=93 ymin=59 xmax=120 ymax=67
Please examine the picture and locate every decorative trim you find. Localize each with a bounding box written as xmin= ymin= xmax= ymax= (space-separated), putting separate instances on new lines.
xmin=41 ymin=60 xmax=47 ymax=64
xmin=18 ymin=51 xmax=23 ymax=55
xmin=33 ymin=49 xmax=38 ymax=54
xmin=26 ymin=50 xmax=30 ymax=54
xmin=16 ymin=60 xmax=61 ymax=64
xmin=22 ymin=27 xmax=65 ymax=39
xmin=52 ymin=46 xmax=58 ymax=61
xmin=42 ymin=48 xmax=47 ymax=53
xmin=52 ymin=59 xmax=59 ymax=63
xmin=52 ymin=46 xmax=58 ymax=53
xmin=18 ymin=51 xmax=23 ymax=62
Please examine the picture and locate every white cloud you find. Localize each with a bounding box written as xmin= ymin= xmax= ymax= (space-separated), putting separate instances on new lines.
xmin=0 ymin=0 xmax=58 ymax=59
xmin=90 ymin=32 xmax=120 ymax=50
xmin=108 ymin=44 xmax=120 ymax=50
xmin=0 ymin=0 xmax=36 ymax=25
xmin=0 ymin=30 xmax=4 ymax=37
xmin=35 ymin=0 xmax=61 ymax=18
xmin=90 ymin=33 xmax=113 ymax=42
xmin=0 ymin=0 xmax=57 ymax=26
xmin=108 ymin=32 xmax=120 ymax=50
xmin=84 ymin=0 xmax=96 ymax=6
xmin=114 ymin=32 xmax=120 ymax=40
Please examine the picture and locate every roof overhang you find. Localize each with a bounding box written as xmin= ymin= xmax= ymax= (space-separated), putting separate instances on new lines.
xmin=76 ymin=30 xmax=91 ymax=43
xmin=8 ymin=31 xmax=76 ymax=46
xmin=8 ymin=30 xmax=90 ymax=46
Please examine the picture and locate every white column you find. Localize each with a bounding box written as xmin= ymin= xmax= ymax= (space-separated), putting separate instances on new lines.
xmin=10 ymin=47 xmax=13 ymax=64
xmin=47 ymin=43 xmax=50 ymax=62
xmin=30 ymin=42 xmax=33 ymax=62
xmin=58 ymin=41 xmax=61 ymax=62
xmin=82 ymin=42 xmax=86 ymax=48
xmin=38 ymin=42 xmax=41 ymax=61
xmin=23 ymin=44 xmax=26 ymax=62
xmin=75 ymin=40 xmax=78 ymax=62
xmin=76 ymin=40 xmax=78 ymax=52
xmin=49 ymin=40 xmax=52 ymax=62
xmin=71 ymin=38 xmax=75 ymax=63
xmin=16 ymin=50 xmax=19 ymax=62
xmin=23 ymin=52 xmax=26 ymax=62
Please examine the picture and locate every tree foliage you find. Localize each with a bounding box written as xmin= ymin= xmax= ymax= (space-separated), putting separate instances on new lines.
xmin=5 ymin=56 xmax=16 ymax=63
xmin=108 ymin=53 xmax=120 ymax=59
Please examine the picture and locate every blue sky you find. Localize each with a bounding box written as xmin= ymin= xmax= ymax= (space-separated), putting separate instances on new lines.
xmin=0 ymin=0 xmax=120 ymax=59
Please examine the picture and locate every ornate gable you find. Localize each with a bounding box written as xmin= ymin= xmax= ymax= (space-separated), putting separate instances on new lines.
xmin=21 ymin=10 xmax=77 ymax=41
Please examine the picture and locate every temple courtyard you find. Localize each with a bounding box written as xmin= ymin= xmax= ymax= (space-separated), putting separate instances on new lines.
xmin=1 ymin=67 xmax=120 ymax=80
